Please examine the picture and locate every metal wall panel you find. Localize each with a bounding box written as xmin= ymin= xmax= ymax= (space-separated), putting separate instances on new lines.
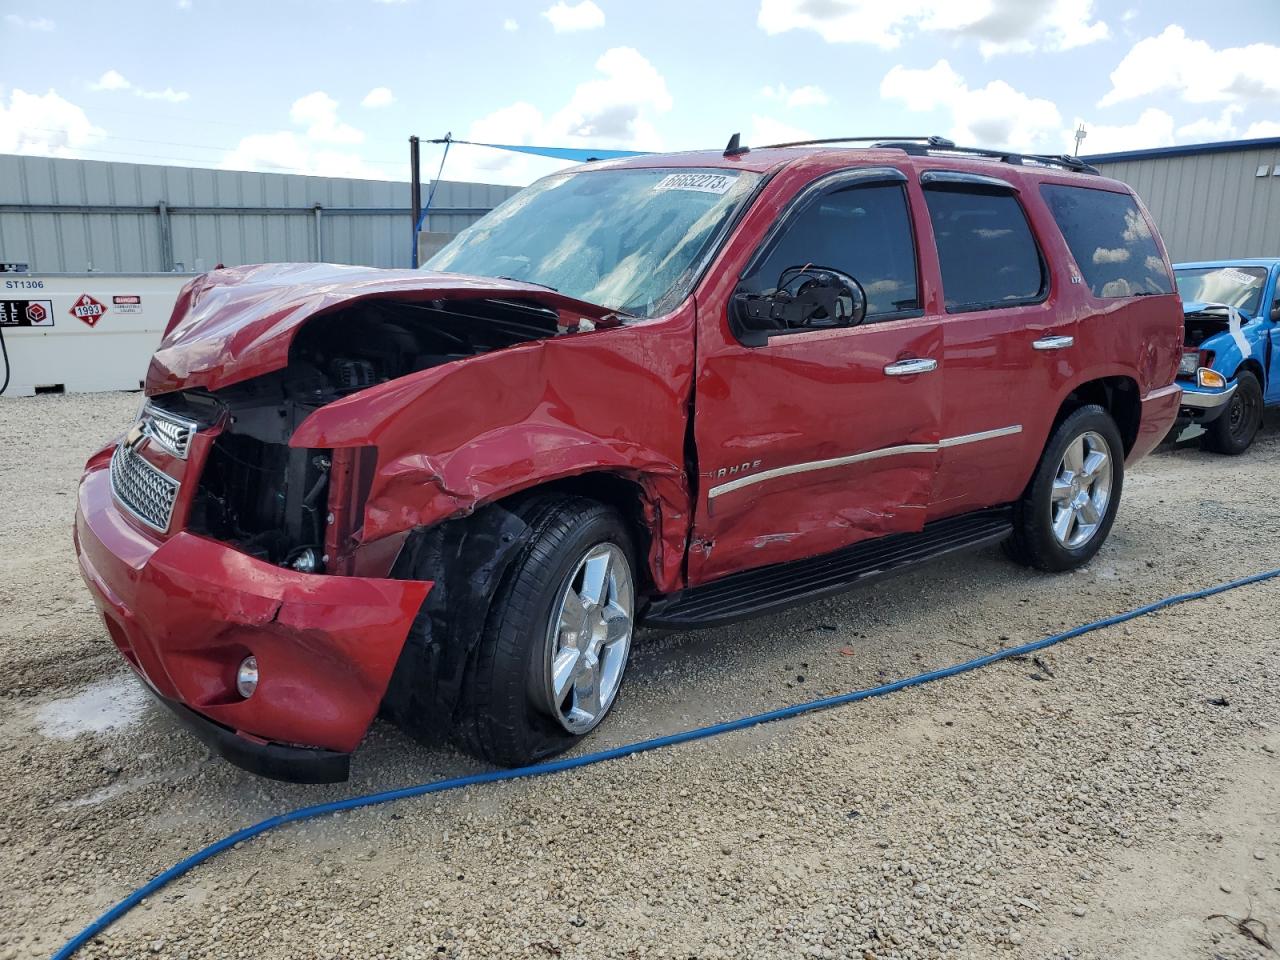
xmin=0 ymin=154 xmax=519 ymax=273
xmin=1094 ymin=145 xmax=1280 ymax=262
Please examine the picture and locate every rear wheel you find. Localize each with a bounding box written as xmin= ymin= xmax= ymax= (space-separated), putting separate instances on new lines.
xmin=454 ymin=496 xmax=636 ymax=767
xmin=1005 ymin=405 xmax=1124 ymax=572
xmin=1202 ymin=369 xmax=1263 ymax=455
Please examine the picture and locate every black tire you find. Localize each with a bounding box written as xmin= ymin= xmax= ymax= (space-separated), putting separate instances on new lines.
xmin=1004 ymin=404 xmax=1125 ymax=572
xmin=1201 ymin=369 xmax=1263 ymax=455
xmin=453 ymin=496 xmax=636 ymax=767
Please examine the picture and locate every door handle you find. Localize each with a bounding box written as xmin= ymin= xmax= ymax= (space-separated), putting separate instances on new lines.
xmin=883 ymin=358 xmax=938 ymax=377
xmin=1032 ymin=335 xmax=1075 ymax=351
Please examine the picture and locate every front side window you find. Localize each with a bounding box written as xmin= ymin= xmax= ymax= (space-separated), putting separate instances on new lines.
xmin=923 ymin=186 xmax=1046 ymax=313
xmin=1173 ymin=265 xmax=1268 ymax=316
xmin=425 ymin=167 xmax=760 ymax=318
xmin=745 ymin=182 xmax=921 ymax=320
xmin=1040 ymin=184 xmax=1173 ymax=299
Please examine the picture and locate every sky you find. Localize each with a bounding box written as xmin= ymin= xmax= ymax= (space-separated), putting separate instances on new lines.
xmin=1 ymin=0 xmax=1278 ymax=188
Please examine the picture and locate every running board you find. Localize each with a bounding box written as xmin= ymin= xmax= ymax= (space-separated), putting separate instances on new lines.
xmin=643 ymin=507 xmax=1012 ymax=629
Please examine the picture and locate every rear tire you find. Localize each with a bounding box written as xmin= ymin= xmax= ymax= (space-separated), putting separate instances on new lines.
xmin=1201 ymin=369 xmax=1263 ymax=455
xmin=453 ymin=496 xmax=636 ymax=767
xmin=1004 ymin=405 xmax=1124 ymax=572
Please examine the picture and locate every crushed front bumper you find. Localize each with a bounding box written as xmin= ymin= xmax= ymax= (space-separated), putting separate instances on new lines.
xmin=74 ymin=462 xmax=430 ymax=783
xmin=1178 ymin=380 xmax=1237 ymax=424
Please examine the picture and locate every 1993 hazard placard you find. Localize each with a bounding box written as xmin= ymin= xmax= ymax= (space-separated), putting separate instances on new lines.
xmin=69 ymin=293 xmax=107 ymax=327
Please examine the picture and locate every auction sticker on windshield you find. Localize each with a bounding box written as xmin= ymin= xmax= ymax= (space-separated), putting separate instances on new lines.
xmin=653 ymin=172 xmax=736 ymax=194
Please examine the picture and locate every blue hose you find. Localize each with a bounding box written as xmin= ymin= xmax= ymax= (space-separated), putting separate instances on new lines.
xmin=52 ymin=565 xmax=1280 ymax=959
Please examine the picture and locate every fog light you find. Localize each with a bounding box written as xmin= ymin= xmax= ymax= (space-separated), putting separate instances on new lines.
xmin=236 ymin=656 xmax=259 ymax=699
xmin=1197 ymin=368 xmax=1227 ymax=389
xmin=285 ymin=547 xmax=321 ymax=574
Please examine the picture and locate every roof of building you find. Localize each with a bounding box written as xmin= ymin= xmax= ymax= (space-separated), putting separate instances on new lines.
xmin=1082 ymin=137 xmax=1280 ymax=165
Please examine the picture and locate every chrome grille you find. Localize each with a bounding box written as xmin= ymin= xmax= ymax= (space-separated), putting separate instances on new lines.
xmin=141 ymin=405 xmax=197 ymax=459
xmin=110 ymin=443 xmax=180 ymax=532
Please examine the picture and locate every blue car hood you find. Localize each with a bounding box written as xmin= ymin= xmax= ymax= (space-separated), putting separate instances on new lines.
xmin=1182 ymin=299 xmax=1254 ymax=321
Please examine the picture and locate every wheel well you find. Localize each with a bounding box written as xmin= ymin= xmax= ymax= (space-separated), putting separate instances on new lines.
xmin=501 ymin=472 xmax=655 ymax=593
xmin=1237 ymin=358 xmax=1265 ymax=387
xmin=1054 ymin=376 xmax=1141 ymax=455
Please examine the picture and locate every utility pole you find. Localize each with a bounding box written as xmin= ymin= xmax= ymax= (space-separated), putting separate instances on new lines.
xmin=409 ymin=135 xmax=422 ymax=267
xmin=1073 ymin=123 xmax=1087 ymax=157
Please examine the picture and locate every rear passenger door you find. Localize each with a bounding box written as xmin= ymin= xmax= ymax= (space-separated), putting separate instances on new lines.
xmin=920 ymin=173 xmax=1077 ymax=516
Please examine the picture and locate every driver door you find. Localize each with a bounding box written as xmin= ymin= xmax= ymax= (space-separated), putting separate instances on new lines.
xmin=688 ymin=169 xmax=944 ymax=584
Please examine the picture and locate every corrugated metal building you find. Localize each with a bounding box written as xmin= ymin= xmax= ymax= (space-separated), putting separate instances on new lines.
xmin=1084 ymin=137 xmax=1280 ymax=262
xmin=0 ymin=154 xmax=519 ymax=273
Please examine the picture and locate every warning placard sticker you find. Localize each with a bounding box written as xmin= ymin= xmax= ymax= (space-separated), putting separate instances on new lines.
xmin=0 ymin=299 xmax=55 ymax=327
xmin=70 ymin=293 xmax=107 ymax=327
xmin=112 ymin=294 xmax=143 ymax=315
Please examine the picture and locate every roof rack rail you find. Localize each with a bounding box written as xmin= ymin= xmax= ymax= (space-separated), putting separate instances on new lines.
xmin=872 ymin=140 xmax=1100 ymax=175
xmin=760 ymin=135 xmax=946 ymax=149
xmin=756 ymin=134 xmax=1100 ymax=175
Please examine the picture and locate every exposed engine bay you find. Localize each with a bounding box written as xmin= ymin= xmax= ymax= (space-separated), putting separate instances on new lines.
xmin=153 ymin=297 xmax=569 ymax=570
xmin=1184 ymin=306 xmax=1234 ymax=347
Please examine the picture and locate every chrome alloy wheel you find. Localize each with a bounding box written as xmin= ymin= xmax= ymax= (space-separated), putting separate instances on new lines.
xmin=542 ymin=542 xmax=634 ymax=734
xmin=1050 ymin=430 xmax=1113 ymax=549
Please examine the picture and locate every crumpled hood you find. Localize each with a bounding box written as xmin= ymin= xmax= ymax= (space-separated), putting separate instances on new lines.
xmin=146 ymin=262 xmax=623 ymax=394
xmin=1182 ymin=299 xmax=1253 ymax=321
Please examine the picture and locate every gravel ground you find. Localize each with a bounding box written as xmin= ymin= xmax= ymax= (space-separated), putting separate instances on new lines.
xmin=1 ymin=391 xmax=1278 ymax=960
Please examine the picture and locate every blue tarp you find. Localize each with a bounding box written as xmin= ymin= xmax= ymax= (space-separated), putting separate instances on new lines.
xmin=442 ymin=139 xmax=651 ymax=161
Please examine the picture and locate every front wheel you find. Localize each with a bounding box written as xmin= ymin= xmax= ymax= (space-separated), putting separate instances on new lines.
xmin=1202 ymin=369 xmax=1263 ymax=455
xmin=1004 ymin=405 xmax=1124 ymax=572
xmin=453 ymin=496 xmax=636 ymax=767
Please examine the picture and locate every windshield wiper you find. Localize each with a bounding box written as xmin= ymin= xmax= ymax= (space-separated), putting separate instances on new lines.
xmin=497 ymin=275 xmax=559 ymax=292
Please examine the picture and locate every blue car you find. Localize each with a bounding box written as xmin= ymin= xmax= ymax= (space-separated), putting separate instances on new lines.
xmin=1174 ymin=258 xmax=1280 ymax=454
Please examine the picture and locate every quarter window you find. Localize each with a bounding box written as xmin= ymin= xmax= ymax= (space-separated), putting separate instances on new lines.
xmin=1040 ymin=185 xmax=1173 ymax=298
xmin=747 ymin=182 xmax=921 ymax=321
xmin=923 ymin=186 xmax=1047 ymax=312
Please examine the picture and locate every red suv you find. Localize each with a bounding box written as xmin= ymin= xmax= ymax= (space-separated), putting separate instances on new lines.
xmin=74 ymin=137 xmax=1183 ymax=781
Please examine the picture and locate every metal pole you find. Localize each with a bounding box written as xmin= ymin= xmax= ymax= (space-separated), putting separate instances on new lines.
xmin=313 ymin=204 xmax=323 ymax=262
xmin=157 ymin=200 xmax=174 ymax=272
xmin=410 ymin=135 xmax=422 ymax=267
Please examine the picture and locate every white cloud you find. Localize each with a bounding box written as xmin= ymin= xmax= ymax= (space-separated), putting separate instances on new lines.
xmin=5 ymin=13 xmax=55 ymax=30
xmin=761 ymin=83 xmax=830 ymax=108
xmin=222 ymin=93 xmax=379 ymax=178
xmin=757 ymin=0 xmax=1107 ymax=56
xmin=1175 ymin=105 xmax=1243 ymax=141
xmin=290 ymin=91 xmax=364 ymax=144
xmin=749 ymin=114 xmax=813 ymax=147
xmin=442 ymin=46 xmax=670 ymax=186
xmin=503 ymin=17 xmax=518 ymax=31
xmin=1100 ymin=26 xmax=1280 ymax=107
xmin=361 ymin=86 xmax=395 ymax=109
xmin=177 ymin=0 xmax=192 ymax=9
xmin=1070 ymin=108 xmax=1174 ymax=155
xmin=880 ymin=60 xmax=1062 ymax=151
xmin=91 ymin=70 xmax=131 ymax=92
xmin=89 ymin=70 xmax=189 ymax=102
xmin=0 ymin=88 xmax=103 ymax=158
xmin=137 ymin=87 xmax=190 ymax=103
xmin=542 ymin=0 xmax=604 ymax=32
xmin=1245 ymin=120 xmax=1280 ymax=139
xmin=220 ymin=132 xmax=390 ymax=180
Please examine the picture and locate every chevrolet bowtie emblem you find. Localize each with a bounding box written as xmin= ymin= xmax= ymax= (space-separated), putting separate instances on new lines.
xmin=124 ymin=424 xmax=147 ymax=451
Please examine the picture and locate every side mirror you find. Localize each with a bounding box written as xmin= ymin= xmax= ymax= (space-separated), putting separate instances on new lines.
xmin=731 ymin=266 xmax=867 ymax=346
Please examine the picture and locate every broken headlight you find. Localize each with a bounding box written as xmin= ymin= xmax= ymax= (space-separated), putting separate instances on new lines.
xmin=1178 ymin=351 xmax=1199 ymax=377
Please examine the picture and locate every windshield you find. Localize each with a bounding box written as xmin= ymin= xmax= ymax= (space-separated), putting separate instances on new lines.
xmin=423 ymin=167 xmax=760 ymax=318
xmin=1175 ymin=265 xmax=1268 ymax=316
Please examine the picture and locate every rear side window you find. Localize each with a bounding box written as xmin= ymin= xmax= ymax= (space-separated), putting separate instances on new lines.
xmin=748 ymin=182 xmax=921 ymax=320
xmin=923 ymin=187 xmax=1046 ymax=313
xmin=1040 ymin=185 xmax=1173 ymax=298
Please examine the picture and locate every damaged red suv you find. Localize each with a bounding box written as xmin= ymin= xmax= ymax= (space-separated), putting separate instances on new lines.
xmin=74 ymin=137 xmax=1183 ymax=782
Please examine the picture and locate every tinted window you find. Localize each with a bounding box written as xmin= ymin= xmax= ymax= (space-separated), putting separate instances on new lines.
xmin=923 ymin=187 xmax=1046 ymax=312
xmin=1040 ymin=185 xmax=1173 ymax=299
xmin=748 ymin=182 xmax=920 ymax=319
